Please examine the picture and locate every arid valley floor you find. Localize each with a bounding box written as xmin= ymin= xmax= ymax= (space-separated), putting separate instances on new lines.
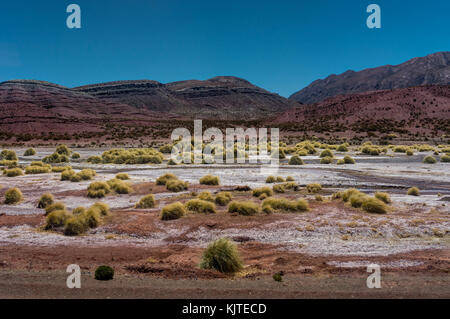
xmin=0 ymin=146 xmax=449 ymax=298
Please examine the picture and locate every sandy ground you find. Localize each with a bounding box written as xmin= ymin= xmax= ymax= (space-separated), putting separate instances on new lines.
xmin=0 ymin=147 xmax=449 ymax=298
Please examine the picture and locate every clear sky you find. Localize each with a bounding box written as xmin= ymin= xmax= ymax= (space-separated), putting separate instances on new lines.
xmin=0 ymin=0 xmax=448 ymax=97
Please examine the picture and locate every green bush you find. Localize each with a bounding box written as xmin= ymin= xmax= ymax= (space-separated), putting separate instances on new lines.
xmin=200 ymin=238 xmax=243 ymax=273
xmin=87 ymin=181 xmax=111 ymax=198
xmin=306 ymin=183 xmax=322 ymax=193
xmin=1 ymin=150 xmax=18 ymax=161
xmin=37 ymin=193 xmax=54 ymax=209
xmin=160 ymin=202 xmax=186 ymax=220
xmin=45 ymin=202 xmax=66 ymax=215
xmin=407 ymin=187 xmax=420 ymax=196
xmin=337 ymin=145 xmax=348 ymax=152
xmin=115 ymin=173 xmax=129 ymax=180
xmin=185 ymin=199 xmax=216 ymax=214
xmin=107 ymin=178 xmax=131 ymax=194
xmin=288 ymin=155 xmax=304 ymax=165
xmin=198 ymin=191 xmax=214 ymax=202
xmin=71 ymin=152 xmax=81 ymax=159
xmin=42 ymin=152 xmax=69 ymax=163
xmin=91 ymin=202 xmax=110 ymax=216
xmin=56 ymin=144 xmax=71 ymax=156
xmin=23 ymin=148 xmax=36 ymax=156
xmin=76 ymin=169 xmax=96 ymax=181
xmin=374 ymin=192 xmax=391 ymax=204
xmin=94 ymin=265 xmax=114 ymax=281
xmin=252 ymin=187 xmax=273 ymax=198
xmin=63 ymin=216 xmax=88 ymax=236
xmin=228 ymin=201 xmax=259 ymax=216
xmin=199 ymin=175 xmax=220 ymax=185
xmin=156 ymin=173 xmax=177 ymax=185
xmin=362 ymin=197 xmax=388 ymax=214
xmin=87 ymin=156 xmax=102 ymax=164
xmin=320 ymin=149 xmax=334 ymax=158
xmin=344 ymin=155 xmax=356 ymax=164
xmin=262 ymin=197 xmax=309 ymax=213
xmin=4 ymin=187 xmax=23 ymax=204
xmin=320 ymin=156 xmax=333 ymax=164
xmin=45 ymin=210 xmax=70 ymax=230
xmin=3 ymin=168 xmax=23 ymax=177
xmin=81 ymin=208 xmax=102 ymax=228
xmin=423 ymin=156 xmax=437 ymax=164
xmin=25 ymin=164 xmax=51 ymax=174
xmin=61 ymin=169 xmax=76 ymax=181
xmin=215 ymin=192 xmax=232 ymax=206
xmin=135 ymin=194 xmax=156 ymax=208
xmin=166 ymin=179 xmax=188 ymax=192
xmin=441 ymin=155 xmax=450 ymax=162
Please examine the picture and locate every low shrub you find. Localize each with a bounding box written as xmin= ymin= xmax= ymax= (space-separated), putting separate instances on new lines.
xmin=45 ymin=210 xmax=70 ymax=230
xmin=199 ymin=175 xmax=220 ymax=185
xmin=37 ymin=193 xmax=54 ymax=209
xmin=61 ymin=169 xmax=76 ymax=181
xmin=87 ymin=156 xmax=102 ymax=164
xmin=374 ymin=192 xmax=391 ymax=204
xmin=107 ymin=178 xmax=131 ymax=194
xmin=3 ymin=168 xmax=23 ymax=177
xmin=272 ymin=184 xmax=285 ymax=193
xmin=407 ymin=187 xmax=420 ymax=196
xmin=1 ymin=150 xmax=18 ymax=161
xmin=160 ymin=202 xmax=186 ymax=220
xmin=51 ymin=165 xmax=72 ymax=173
xmin=185 ymin=199 xmax=216 ymax=214
xmin=4 ymin=187 xmax=23 ymax=204
xmin=441 ymin=155 xmax=450 ymax=162
xmin=228 ymin=201 xmax=259 ymax=216
xmin=23 ymin=148 xmax=36 ymax=156
xmin=320 ymin=149 xmax=334 ymax=158
xmin=71 ymin=152 xmax=81 ymax=159
xmin=423 ymin=155 xmax=437 ymax=164
xmin=115 ymin=173 xmax=129 ymax=180
xmin=42 ymin=152 xmax=69 ymax=164
xmin=406 ymin=149 xmax=414 ymax=156
xmin=87 ymin=181 xmax=111 ymax=198
xmin=199 ymin=238 xmax=243 ymax=273
xmin=265 ymin=176 xmax=276 ymax=183
xmin=276 ymin=176 xmax=285 ymax=182
xmin=56 ymin=144 xmax=71 ymax=156
xmin=63 ymin=216 xmax=88 ymax=236
xmin=262 ymin=197 xmax=309 ymax=212
xmin=252 ymin=187 xmax=273 ymax=198
xmin=306 ymin=183 xmax=322 ymax=193
xmin=344 ymin=155 xmax=356 ymax=164
xmin=76 ymin=169 xmax=96 ymax=180
xmin=362 ymin=197 xmax=388 ymax=214
xmin=81 ymin=208 xmax=102 ymax=228
xmin=90 ymin=202 xmax=110 ymax=216
xmin=337 ymin=159 xmax=345 ymax=165
xmin=320 ymin=156 xmax=333 ymax=164
xmin=337 ymin=145 xmax=348 ymax=152
xmin=156 ymin=173 xmax=177 ymax=185
xmin=315 ymin=194 xmax=323 ymax=201
xmin=198 ymin=191 xmax=214 ymax=202
xmin=72 ymin=206 xmax=86 ymax=215
xmin=166 ymin=179 xmax=188 ymax=192
xmin=288 ymin=155 xmax=304 ymax=165
xmin=286 ymin=176 xmax=295 ymax=182
xmin=25 ymin=164 xmax=51 ymax=174
xmin=135 ymin=194 xmax=156 ymax=208
xmin=45 ymin=202 xmax=66 ymax=215
xmin=95 ymin=266 xmax=114 ymax=281
xmin=215 ymin=192 xmax=232 ymax=206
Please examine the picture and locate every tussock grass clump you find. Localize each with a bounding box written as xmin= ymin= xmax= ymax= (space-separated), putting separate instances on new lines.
xmin=107 ymin=178 xmax=131 ymax=194
xmin=266 ymin=176 xmax=276 ymax=183
xmin=81 ymin=208 xmax=102 ymax=228
xmin=37 ymin=193 xmax=54 ymax=209
xmin=199 ymin=175 xmax=220 ymax=185
xmin=166 ymin=179 xmax=188 ymax=192
xmin=43 ymin=149 xmax=69 ymax=163
xmin=407 ymin=187 xmax=420 ymax=196
xmin=63 ymin=216 xmax=88 ymax=236
xmin=276 ymin=176 xmax=285 ymax=182
xmin=1 ymin=150 xmax=18 ymax=161
xmin=361 ymin=197 xmax=388 ymax=214
xmin=252 ymin=187 xmax=273 ymax=198
xmin=45 ymin=202 xmax=66 ymax=215
xmin=45 ymin=210 xmax=70 ymax=230
xmin=286 ymin=176 xmax=295 ymax=182
xmin=200 ymin=238 xmax=243 ymax=273
xmin=71 ymin=152 xmax=81 ymax=159
xmin=374 ymin=192 xmax=391 ymax=204
xmin=406 ymin=149 xmax=414 ymax=156
xmin=115 ymin=173 xmax=129 ymax=180
xmin=344 ymin=155 xmax=356 ymax=164
xmin=4 ymin=187 xmax=23 ymax=204
xmin=51 ymin=165 xmax=72 ymax=173
xmin=320 ymin=156 xmax=333 ymax=164
xmin=135 ymin=194 xmax=156 ymax=209
xmin=61 ymin=169 xmax=76 ymax=181
xmin=288 ymin=155 xmax=304 ymax=165
xmin=72 ymin=206 xmax=86 ymax=215
xmin=156 ymin=173 xmax=177 ymax=185
xmin=262 ymin=197 xmax=309 ymax=213
xmin=95 ymin=266 xmax=114 ymax=281
xmin=320 ymin=149 xmax=334 ymax=158
xmin=87 ymin=181 xmax=111 ymax=198
xmin=215 ymin=192 xmax=232 ymax=206
xmin=25 ymin=164 xmax=51 ymax=174
xmin=306 ymin=183 xmax=322 ymax=193
xmin=0 ymin=160 xmax=18 ymax=168
xmin=185 ymin=199 xmax=216 ymax=214
xmin=55 ymin=144 xmax=71 ymax=156
xmin=228 ymin=201 xmax=259 ymax=216
xmin=315 ymin=194 xmax=323 ymax=201
xmin=87 ymin=156 xmax=102 ymax=164
xmin=441 ymin=155 xmax=450 ymax=162
xmin=23 ymin=148 xmax=36 ymax=156
xmin=337 ymin=144 xmax=348 ymax=152
xmin=3 ymin=167 xmax=23 ymax=177
xmin=100 ymin=148 xmax=164 ymax=164
xmin=272 ymin=184 xmax=285 ymax=193
xmin=160 ymin=202 xmax=186 ymax=220
xmin=77 ymin=169 xmax=96 ymax=180
xmin=91 ymin=202 xmax=110 ymax=216
xmin=337 ymin=159 xmax=345 ymax=165
xmin=423 ymin=156 xmax=437 ymax=164
xmin=198 ymin=191 xmax=214 ymax=202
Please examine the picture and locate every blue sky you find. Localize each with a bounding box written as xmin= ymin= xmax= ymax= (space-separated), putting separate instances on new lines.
xmin=0 ymin=0 xmax=448 ymax=97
